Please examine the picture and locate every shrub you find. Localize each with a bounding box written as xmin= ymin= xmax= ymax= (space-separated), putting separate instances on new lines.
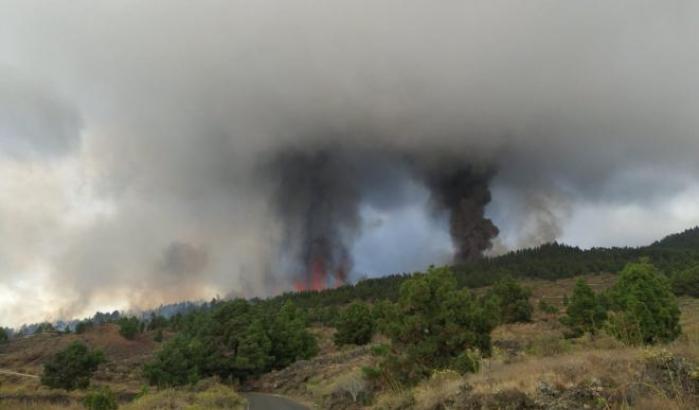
xmin=75 ymin=320 xmax=94 ymax=334
xmin=538 ymin=300 xmax=559 ymax=314
xmin=606 ymin=260 xmax=681 ymax=345
xmin=268 ymin=301 xmax=318 ymax=368
xmin=82 ymin=386 xmax=118 ymax=410
xmin=334 ymin=301 xmax=375 ymax=346
xmin=118 ymin=317 xmax=141 ymax=340
xmin=671 ymin=265 xmax=699 ymax=297
xmin=41 ymin=342 xmax=105 ymax=391
xmin=560 ymin=278 xmax=607 ymax=337
xmin=122 ymin=382 xmax=246 ymax=410
xmin=153 ymin=329 xmax=163 ymax=343
xmin=143 ymin=334 xmax=207 ymax=387
xmin=380 ymin=266 xmax=494 ymax=385
xmin=485 ymin=276 xmax=533 ymax=323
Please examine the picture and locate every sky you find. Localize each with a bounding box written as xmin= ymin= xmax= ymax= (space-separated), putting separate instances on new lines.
xmin=1 ymin=1 xmax=699 ymax=327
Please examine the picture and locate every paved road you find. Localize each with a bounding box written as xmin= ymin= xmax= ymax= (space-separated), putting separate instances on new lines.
xmin=244 ymin=392 xmax=309 ymax=410
xmin=0 ymin=369 xmax=39 ymax=379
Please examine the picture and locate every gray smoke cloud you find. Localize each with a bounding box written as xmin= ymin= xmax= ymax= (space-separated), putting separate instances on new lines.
xmin=1 ymin=0 xmax=699 ymax=324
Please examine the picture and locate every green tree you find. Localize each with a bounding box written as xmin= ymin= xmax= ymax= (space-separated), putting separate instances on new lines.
xmin=268 ymin=301 xmax=318 ymax=368
xmin=671 ymin=265 xmax=699 ymax=297
xmin=118 ymin=317 xmax=140 ymax=340
xmin=143 ymin=334 xmax=208 ymax=387
xmin=41 ymin=342 xmax=105 ymax=391
xmin=538 ymin=299 xmax=559 ymax=315
xmin=0 ymin=327 xmax=8 ymax=344
xmin=382 ymin=266 xmax=494 ymax=385
xmin=560 ymin=279 xmax=607 ymax=337
xmin=485 ymin=276 xmax=533 ymax=323
xmin=334 ymin=301 xmax=375 ymax=346
xmin=606 ymin=260 xmax=681 ymax=345
xmin=82 ymin=386 xmax=118 ymax=410
xmin=232 ymin=320 xmax=272 ymax=377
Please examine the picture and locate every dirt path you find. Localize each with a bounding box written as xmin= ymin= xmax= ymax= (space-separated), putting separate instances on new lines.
xmin=0 ymin=369 xmax=39 ymax=379
xmin=244 ymin=392 xmax=309 ymax=410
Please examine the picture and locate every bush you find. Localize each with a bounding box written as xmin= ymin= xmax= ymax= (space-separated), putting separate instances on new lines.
xmin=41 ymin=342 xmax=105 ymax=390
xmin=485 ymin=276 xmax=533 ymax=323
xmin=334 ymin=301 xmax=375 ymax=346
xmin=560 ymin=279 xmax=607 ymax=337
xmin=606 ymin=260 xmax=681 ymax=345
xmin=538 ymin=300 xmax=559 ymax=314
xmin=75 ymin=320 xmax=94 ymax=334
xmin=82 ymin=386 xmax=118 ymax=410
xmin=672 ymin=265 xmax=699 ymax=297
xmin=153 ymin=329 xmax=163 ymax=343
xmin=379 ymin=266 xmax=494 ymax=385
xmin=118 ymin=317 xmax=141 ymax=340
xmin=268 ymin=301 xmax=318 ymax=368
xmin=122 ymin=382 xmax=246 ymax=410
xmin=143 ymin=334 xmax=207 ymax=387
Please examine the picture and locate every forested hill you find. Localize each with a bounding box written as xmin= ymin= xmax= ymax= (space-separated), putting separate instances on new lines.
xmin=650 ymin=226 xmax=699 ymax=250
xmin=277 ymin=226 xmax=699 ymax=312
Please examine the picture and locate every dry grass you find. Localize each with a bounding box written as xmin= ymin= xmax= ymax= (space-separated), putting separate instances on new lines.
xmin=122 ymin=382 xmax=246 ymax=410
xmin=370 ymin=275 xmax=699 ymax=409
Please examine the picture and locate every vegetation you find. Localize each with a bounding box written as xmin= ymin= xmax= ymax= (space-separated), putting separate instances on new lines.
xmin=2 ymin=227 xmax=697 ymax=409
xmin=560 ymin=278 xmax=607 ymax=337
xmin=122 ymin=381 xmax=246 ymax=410
xmin=76 ymin=320 xmax=95 ymax=334
xmin=538 ymin=299 xmax=559 ymax=314
xmin=606 ymin=260 xmax=682 ymax=345
xmin=672 ymin=265 xmax=699 ymax=297
xmin=118 ymin=317 xmax=141 ymax=340
xmin=41 ymin=342 xmax=106 ymax=391
xmin=0 ymin=327 xmax=8 ymax=344
xmin=375 ymin=266 xmax=495 ymax=385
xmin=334 ymin=301 xmax=375 ymax=346
xmin=484 ymin=276 xmax=533 ymax=323
xmin=143 ymin=299 xmax=317 ymax=387
xmin=82 ymin=386 xmax=118 ymax=410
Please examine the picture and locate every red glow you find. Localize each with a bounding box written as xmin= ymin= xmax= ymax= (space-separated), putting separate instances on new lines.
xmin=294 ymin=256 xmax=328 ymax=291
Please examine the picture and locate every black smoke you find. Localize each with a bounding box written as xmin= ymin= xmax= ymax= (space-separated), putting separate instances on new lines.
xmin=269 ymin=148 xmax=361 ymax=288
xmin=267 ymin=145 xmax=500 ymax=285
xmin=423 ymin=164 xmax=499 ymax=263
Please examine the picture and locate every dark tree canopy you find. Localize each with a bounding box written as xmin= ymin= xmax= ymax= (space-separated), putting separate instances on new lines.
xmin=41 ymin=342 xmax=105 ymax=391
xmin=379 ymin=266 xmax=495 ymax=385
xmin=334 ymin=301 xmax=375 ymax=346
xmin=561 ymin=278 xmax=607 ymax=337
xmin=484 ymin=276 xmax=533 ymax=324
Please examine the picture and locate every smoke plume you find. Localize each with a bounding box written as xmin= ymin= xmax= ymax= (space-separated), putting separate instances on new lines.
xmin=1 ymin=1 xmax=699 ymax=325
xmin=423 ymin=164 xmax=499 ymax=263
xmin=270 ymin=148 xmax=361 ymax=290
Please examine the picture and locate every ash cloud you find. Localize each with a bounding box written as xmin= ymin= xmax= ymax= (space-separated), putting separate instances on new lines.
xmin=0 ymin=1 xmax=699 ymax=324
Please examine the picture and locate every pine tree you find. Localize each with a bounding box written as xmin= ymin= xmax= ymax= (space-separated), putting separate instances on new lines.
xmin=560 ymin=279 xmax=607 ymax=337
xmin=41 ymin=342 xmax=105 ymax=390
xmin=606 ymin=260 xmax=681 ymax=345
xmin=233 ymin=319 xmax=272 ymax=376
xmin=334 ymin=301 xmax=374 ymax=346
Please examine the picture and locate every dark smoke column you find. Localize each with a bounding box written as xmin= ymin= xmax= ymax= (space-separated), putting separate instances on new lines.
xmin=270 ymin=149 xmax=360 ymax=290
xmin=424 ymin=165 xmax=499 ymax=263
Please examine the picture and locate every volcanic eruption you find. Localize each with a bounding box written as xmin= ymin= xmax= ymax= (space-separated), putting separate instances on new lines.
xmin=268 ymin=146 xmax=500 ymax=290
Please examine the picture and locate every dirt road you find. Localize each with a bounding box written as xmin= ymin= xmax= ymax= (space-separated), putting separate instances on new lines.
xmin=244 ymin=392 xmax=309 ymax=410
xmin=0 ymin=369 xmax=39 ymax=379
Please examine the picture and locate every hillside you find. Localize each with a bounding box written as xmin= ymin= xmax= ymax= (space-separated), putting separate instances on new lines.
xmin=0 ymin=227 xmax=698 ymax=409
xmin=272 ymin=227 xmax=699 ymax=322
